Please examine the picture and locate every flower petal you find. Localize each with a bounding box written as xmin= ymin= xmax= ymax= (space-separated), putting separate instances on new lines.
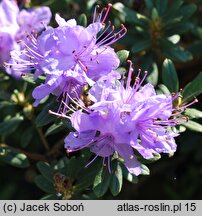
xmin=115 ymin=143 xmax=142 ymax=176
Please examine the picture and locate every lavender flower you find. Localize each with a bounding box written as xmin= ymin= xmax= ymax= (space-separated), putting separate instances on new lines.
xmin=0 ymin=0 xmax=51 ymax=75
xmin=0 ymin=0 xmax=19 ymax=65
xmin=64 ymin=104 xmax=142 ymax=176
xmin=62 ymin=61 xmax=197 ymax=175
xmin=6 ymin=4 xmax=126 ymax=107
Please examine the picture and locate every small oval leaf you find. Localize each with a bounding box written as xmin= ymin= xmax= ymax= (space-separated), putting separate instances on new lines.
xmin=162 ymin=58 xmax=179 ymax=92
xmin=35 ymin=175 xmax=55 ymax=194
xmin=0 ymin=146 xmax=30 ymax=168
xmin=184 ymin=120 xmax=202 ymax=132
xmin=116 ymin=50 xmax=129 ymax=64
xmin=93 ymin=166 xmax=111 ymax=197
xmin=110 ymin=161 xmax=123 ymax=196
xmin=185 ymin=108 xmax=202 ymax=119
xmin=182 ymin=72 xmax=202 ymax=104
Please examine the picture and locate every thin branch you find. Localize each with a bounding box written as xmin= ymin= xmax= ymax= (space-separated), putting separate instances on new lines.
xmin=36 ymin=127 xmax=50 ymax=151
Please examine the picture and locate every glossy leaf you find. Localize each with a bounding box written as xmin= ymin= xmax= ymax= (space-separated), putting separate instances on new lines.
xmin=163 ymin=0 xmax=183 ymax=20
xmin=45 ymin=122 xmax=66 ymax=136
xmin=113 ymin=3 xmax=149 ymax=27
xmin=117 ymin=50 xmax=129 ymax=64
xmin=162 ymin=59 xmax=179 ymax=92
xmin=0 ymin=116 xmax=23 ymax=136
xmin=173 ymin=125 xmax=186 ymax=133
xmin=164 ymin=22 xmax=194 ymax=36
xmin=0 ymin=146 xmax=30 ymax=168
xmin=75 ymin=159 xmax=101 ymax=191
xmin=160 ymin=39 xmax=193 ymax=62
xmin=122 ymin=165 xmax=138 ymax=184
xmin=109 ymin=161 xmax=123 ymax=196
xmin=157 ymin=84 xmax=170 ymax=95
xmin=35 ymin=175 xmax=55 ymax=194
xmin=20 ymin=127 xmax=33 ymax=148
xmin=178 ymin=4 xmax=197 ymax=21
xmin=146 ymin=63 xmax=158 ymax=86
xmin=138 ymin=153 xmax=161 ymax=164
xmin=140 ymin=164 xmax=150 ymax=175
xmin=144 ymin=0 xmax=154 ymax=11
xmin=188 ymin=41 xmax=202 ymax=57
xmin=0 ymin=101 xmax=14 ymax=110
xmin=93 ymin=166 xmax=111 ymax=197
xmin=131 ymin=38 xmax=151 ymax=54
xmin=183 ymin=121 xmax=202 ymax=133
xmin=35 ymin=103 xmax=56 ymax=127
xmin=37 ymin=161 xmax=54 ymax=182
xmin=78 ymin=13 xmax=87 ymax=27
xmin=156 ymin=0 xmax=168 ymax=16
xmin=182 ymin=72 xmax=202 ymax=104
xmin=185 ymin=108 xmax=202 ymax=119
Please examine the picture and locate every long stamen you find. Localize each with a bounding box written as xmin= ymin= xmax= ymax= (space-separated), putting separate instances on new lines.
xmin=102 ymin=3 xmax=112 ymax=24
xmin=48 ymin=110 xmax=70 ymax=119
xmin=93 ymin=5 xmax=100 ymax=23
xmin=126 ymin=60 xmax=134 ymax=88
xmin=96 ymin=21 xmax=111 ymax=41
xmin=107 ymin=156 xmax=112 ymax=173
xmin=85 ymin=155 xmax=99 ymax=167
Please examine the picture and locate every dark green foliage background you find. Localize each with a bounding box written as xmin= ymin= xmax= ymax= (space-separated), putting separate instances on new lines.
xmin=0 ymin=0 xmax=202 ymax=199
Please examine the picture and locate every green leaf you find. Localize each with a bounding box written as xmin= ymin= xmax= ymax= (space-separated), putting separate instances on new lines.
xmin=146 ymin=62 xmax=158 ymax=86
xmin=37 ymin=161 xmax=54 ymax=182
xmin=0 ymin=115 xmax=23 ymax=136
xmin=93 ymin=166 xmax=111 ymax=197
xmin=0 ymin=101 xmax=14 ymax=110
xmin=66 ymin=157 xmax=84 ymax=179
xmin=173 ymin=125 xmax=186 ymax=133
xmin=182 ymin=72 xmax=202 ymax=103
xmin=185 ymin=108 xmax=202 ymax=119
xmin=162 ymin=59 xmax=179 ymax=92
xmin=122 ymin=166 xmax=138 ymax=184
xmin=117 ymin=67 xmax=127 ymax=75
xmin=116 ymin=50 xmax=129 ymax=64
xmin=144 ymin=0 xmax=154 ymax=11
xmin=157 ymin=84 xmax=170 ymax=95
xmin=20 ymin=127 xmax=33 ymax=148
xmin=35 ymin=175 xmax=55 ymax=194
xmin=138 ymin=153 xmax=161 ymax=164
xmin=75 ymin=159 xmax=101 ymax=191
xmin=45 ymin=122 xmax=66 ymax=136
xmin=164 ymin=22 xmax=194 ymax=36
xmin=109 ymin=161 xmax=123 ymax=196
xmin=163 ymin=0 xmax=183 ymax=20
xmin=183 ymin=120 xmax=202 ymax=133
xmin=0 ymin=146 xmax=30 ymax=168
xmin=178 ymin=4 xmax=197 ymax=21
xmin=22 ymin=75 xmax=46 ymax=85
xmin=0 ymin=90 xmax=11 ymax=101
xmin=188 ymin=41 xmax=202 ymax=57
xmin=22 ymin=76 xmax=36 ymax=85
xmin=140 ymin=164 xmax=150 ymax=175
xmin=131 ymin=38 xmax=151 ymax=54
xmin=160 ymin=39 xmax=193 ymax=62
xmin=77 ymin=13 xmax=87 ymax=27
xmin=35 ymin=103 xmax=56 ymax=127
xmin=113 ymin=3 xmax=149 ymax=27
xmin=156 ymin=0 xmax=168 ymax=16
xmin=151 ymin=8 xmax=159 ymax=20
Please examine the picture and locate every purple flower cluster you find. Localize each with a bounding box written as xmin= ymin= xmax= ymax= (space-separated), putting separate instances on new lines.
xmin=63 ymin=61 xmax=197 ymax=175
xmin=5 ymin=3 xmax=197 ymax=175
xmin=0 ymin=0 xmax=51 ymax=75
xmin=6 ymin=4 xmax=125 ymax=107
